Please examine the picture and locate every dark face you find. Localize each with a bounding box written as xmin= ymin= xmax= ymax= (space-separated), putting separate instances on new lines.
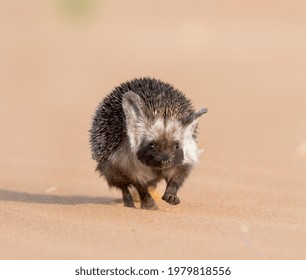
xmin=136 ymin=138 xmax=184 ymax=169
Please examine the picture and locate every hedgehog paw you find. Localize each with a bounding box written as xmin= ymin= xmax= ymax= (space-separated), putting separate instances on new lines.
xmin=124 ymin=200 xmax=136 ymax=208
xmin=141 ymin=199 xmax=159 ymax=210
xmin=162 ymin=193 xmax=180 ymax=205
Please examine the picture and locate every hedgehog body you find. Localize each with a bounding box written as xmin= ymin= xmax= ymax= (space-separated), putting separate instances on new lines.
xmin=90 ymin=77 xmax=206 ymax=210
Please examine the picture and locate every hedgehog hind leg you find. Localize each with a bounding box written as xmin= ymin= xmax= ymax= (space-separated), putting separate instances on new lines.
xmin=121 ymin=186 xmax=135 ymax=208
xmin=96 ymin=161 xmax=135 ymax=208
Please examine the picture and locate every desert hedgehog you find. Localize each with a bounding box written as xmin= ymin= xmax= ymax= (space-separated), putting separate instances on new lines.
xmin=90 ymin=77 xmax=207 ymax=210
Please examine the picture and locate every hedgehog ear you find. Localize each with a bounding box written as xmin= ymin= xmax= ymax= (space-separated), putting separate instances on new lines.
xmin=181 ymin=108 xmax=207 ymax=135
xmin=181 ymin=108 xmax=207 ymax=127
xmin=122 ymin=91 xmax=151 ymax=152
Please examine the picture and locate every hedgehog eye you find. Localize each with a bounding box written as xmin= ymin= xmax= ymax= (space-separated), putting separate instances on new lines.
xmin=149 ymin=143 xmax=155 ymax=150
xmin=174 ymin=142 xmax=180 ymax=149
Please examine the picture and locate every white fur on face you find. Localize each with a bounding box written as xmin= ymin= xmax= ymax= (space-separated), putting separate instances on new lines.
xmin=122 ymin=91 xmax=200 ymax=166
xmin=147 ymin=118 xmax=183 ymax=142
xmin=141 ymin=117 xmax=199 ymax=166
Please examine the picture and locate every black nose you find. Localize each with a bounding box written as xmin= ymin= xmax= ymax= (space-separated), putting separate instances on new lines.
xmin=161 ymin=155 xmax=171 ymax=166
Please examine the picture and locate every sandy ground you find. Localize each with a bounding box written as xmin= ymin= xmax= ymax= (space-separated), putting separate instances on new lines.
xmin=0 ymin=0 xmax=306 ymax=259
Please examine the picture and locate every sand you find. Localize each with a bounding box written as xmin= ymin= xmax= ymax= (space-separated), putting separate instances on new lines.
xmin=0 ymin=0 xmax=306 ymax=259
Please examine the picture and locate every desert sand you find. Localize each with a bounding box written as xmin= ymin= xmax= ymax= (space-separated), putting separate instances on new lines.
xmin=0 ymin=0 xmax=305 ymax=259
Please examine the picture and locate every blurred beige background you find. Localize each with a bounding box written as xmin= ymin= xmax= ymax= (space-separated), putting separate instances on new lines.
xmin=0 ymin=0 xmax=305 ymax=259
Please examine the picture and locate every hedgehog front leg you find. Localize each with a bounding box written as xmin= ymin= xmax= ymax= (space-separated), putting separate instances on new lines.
xmin=134 ymin=184 xmax=159 ymax=210
xmin=162 ymin=165 xmax=191 ymax=205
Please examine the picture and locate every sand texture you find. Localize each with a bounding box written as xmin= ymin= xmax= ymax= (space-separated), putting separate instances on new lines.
xmin=0 ymin=0 xmax=306 ymax=259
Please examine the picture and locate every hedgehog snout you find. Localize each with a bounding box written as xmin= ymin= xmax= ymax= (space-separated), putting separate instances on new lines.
xmin=160 ymin=153 xmax=171 ymax=166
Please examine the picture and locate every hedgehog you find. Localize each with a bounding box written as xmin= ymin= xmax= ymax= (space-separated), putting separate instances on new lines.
xmin=90 ymin=77 xmax=207 ymax=210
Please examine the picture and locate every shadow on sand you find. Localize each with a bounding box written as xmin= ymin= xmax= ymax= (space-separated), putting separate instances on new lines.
xmin=0 ymin=188 xmax=121 ymax=205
